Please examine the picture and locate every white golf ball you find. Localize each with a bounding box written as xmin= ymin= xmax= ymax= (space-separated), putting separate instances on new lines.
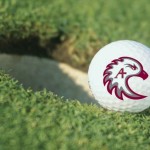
xmin=88 ymin=40 xmax=150 ymax=112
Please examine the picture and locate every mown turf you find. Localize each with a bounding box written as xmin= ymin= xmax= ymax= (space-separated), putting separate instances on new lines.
xmin=0 ymin=0 xmax=150 ymax=70
xmin=0 ymin=71 xmax=150 ymax=150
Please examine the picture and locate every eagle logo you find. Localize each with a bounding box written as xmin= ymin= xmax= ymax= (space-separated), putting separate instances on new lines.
xmin=103 ymin=57 xmax=148 ymax=100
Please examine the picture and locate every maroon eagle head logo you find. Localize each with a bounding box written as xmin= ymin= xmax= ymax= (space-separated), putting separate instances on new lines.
xmin=103 ymin=57 xmax=148 ymax=100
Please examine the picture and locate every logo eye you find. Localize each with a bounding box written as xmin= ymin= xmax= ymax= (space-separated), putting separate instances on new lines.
xmin=125 ymin=64 xmax=137 ymax=70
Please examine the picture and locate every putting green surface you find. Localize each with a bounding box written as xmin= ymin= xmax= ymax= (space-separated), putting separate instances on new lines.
xmin=0 ymin=71 xmax=150 ymax=150
xmin=1 ymin=1 xmax=150 ymax=149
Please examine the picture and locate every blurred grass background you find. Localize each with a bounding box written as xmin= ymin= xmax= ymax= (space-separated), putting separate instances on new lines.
xmin=0 ymin=0 xmax=150 ymax=71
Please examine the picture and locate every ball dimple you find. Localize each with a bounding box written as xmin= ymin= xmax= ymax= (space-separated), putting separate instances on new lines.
xmin=88 ymin=40 xmax=150 ymax=112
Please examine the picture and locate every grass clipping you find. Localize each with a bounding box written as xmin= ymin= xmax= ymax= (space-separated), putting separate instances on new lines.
xmin=0 ymin=70 xmax=150 ymax=150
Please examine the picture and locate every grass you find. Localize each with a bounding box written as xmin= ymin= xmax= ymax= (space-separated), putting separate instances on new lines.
xmin=0 ymin=1 xmax=150 ymax=149
xmin=0 ymin=0 xmax=150 ymax=70
xmin=0 ymin=71 xmax=150 ymax=150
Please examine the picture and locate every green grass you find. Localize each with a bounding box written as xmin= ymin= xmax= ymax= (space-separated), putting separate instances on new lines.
xmin=1 ymin=1 xmax=150 ymax=149
xmin=0 ymin=0 xmax=150 ymax=70
xmin=0 ymin=71 xmax=150 ymax=150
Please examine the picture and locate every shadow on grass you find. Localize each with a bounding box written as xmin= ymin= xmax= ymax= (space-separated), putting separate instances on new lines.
xmin=0 ymin=54 xmax=98 ymax=105
xmin=0 ymin=36 xmax=50 ymax=57
xmin=138 ymin=108 xmax=150 ymax=116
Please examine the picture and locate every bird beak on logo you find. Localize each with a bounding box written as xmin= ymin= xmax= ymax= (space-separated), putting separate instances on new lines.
xmin=138 ymin=70 xmax=148 ymax=80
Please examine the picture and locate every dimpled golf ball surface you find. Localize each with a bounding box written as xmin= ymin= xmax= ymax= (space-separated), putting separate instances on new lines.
xmin=88 ymin=40 xmax=150 ymax=112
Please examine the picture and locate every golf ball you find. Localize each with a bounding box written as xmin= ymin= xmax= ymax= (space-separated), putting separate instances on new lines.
xmin=88 ymin=40 xmax=150 ymax=112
